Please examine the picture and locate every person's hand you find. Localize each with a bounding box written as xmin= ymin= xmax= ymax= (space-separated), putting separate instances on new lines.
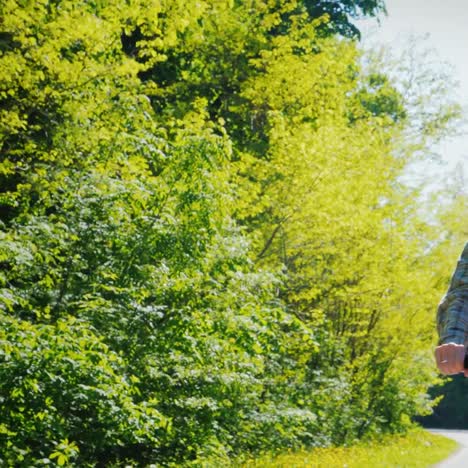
xmin=435 ymin=343 xmax=467 ymax=376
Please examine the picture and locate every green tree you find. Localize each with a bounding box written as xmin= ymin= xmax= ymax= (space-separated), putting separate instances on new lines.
xmin=1 ymin=0 xmax=464 ymax=464
xmin=0 ymin=0 xmax=328 ymax=463
xmin=305 ymin=0 xmax=386 ymax=37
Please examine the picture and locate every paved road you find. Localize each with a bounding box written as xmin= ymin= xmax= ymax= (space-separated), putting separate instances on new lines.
xmin=429 ymin=429 xmax=468 ymax=467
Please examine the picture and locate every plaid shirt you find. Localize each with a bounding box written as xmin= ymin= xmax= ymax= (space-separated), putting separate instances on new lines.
xmin=437 ymin=242 xmax=468 ymax=345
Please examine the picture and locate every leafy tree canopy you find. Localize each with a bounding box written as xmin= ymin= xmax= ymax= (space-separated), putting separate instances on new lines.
xmin=0 ymin=0 xmax=463 ymax=465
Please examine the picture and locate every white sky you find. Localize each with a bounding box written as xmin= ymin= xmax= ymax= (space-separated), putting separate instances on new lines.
xmin=357 ymin=0 xmax=468 ymax=193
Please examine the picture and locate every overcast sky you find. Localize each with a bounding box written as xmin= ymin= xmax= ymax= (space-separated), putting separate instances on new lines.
xmin=357 ymin=0 xmax=468 ymax=193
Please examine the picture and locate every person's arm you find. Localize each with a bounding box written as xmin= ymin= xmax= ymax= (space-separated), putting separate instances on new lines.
xmin=435 ymin=242 xmax=468 ymax=376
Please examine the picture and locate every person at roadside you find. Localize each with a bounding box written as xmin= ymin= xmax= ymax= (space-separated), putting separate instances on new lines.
xmin=435 ymin=242 xmax=468 ymax=376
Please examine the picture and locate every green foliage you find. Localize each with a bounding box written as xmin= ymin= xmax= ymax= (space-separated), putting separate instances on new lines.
xmin=0 ymin=0 xmax=463 ymax=465
xmin=304 ymin=0 xmax=386 ymax=38
xmin=420 ymin=374 xmax=468 ymax=429
xmin=0 ymin=314 xmax=166 ymax=466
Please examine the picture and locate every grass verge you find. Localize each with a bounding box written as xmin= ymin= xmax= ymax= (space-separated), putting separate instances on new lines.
xmin=241 ymin=429 xmax=458 ymax=467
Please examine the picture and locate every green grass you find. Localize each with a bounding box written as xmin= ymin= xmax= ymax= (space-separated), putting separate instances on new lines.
xmin=241 ymin=429 xmax=458 ymax=467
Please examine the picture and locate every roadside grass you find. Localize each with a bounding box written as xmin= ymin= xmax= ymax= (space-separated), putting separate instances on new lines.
xmin=240 ymin=429 xmax=457 ymax=467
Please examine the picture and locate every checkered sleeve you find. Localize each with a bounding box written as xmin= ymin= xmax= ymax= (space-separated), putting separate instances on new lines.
xmin=437 ymin=242 xmax=468 ymax=346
